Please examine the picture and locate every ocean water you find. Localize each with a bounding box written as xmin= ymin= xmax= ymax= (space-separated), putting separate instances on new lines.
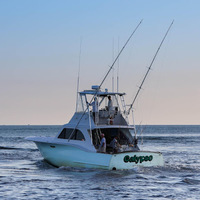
xmin=0 ymin=125 xmax=200 ymax=200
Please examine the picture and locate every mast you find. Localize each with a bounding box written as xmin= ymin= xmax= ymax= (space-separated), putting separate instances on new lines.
xmin=127 ymin=20 xmax=174 ymax=115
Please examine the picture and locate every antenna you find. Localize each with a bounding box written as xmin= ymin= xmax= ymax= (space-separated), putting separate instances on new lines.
xmin=127 ymin=20 xmax=174 ymax=115
xmin=112 ymin=37 xmax=114 ymax=92
xmin=117 ymin=37 xmax=120 ymax=93
xmin=75 ymin=37 xmax=82 ymax=112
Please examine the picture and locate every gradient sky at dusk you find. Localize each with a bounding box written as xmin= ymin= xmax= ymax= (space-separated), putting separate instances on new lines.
xmin=0 ymin=0 xmax=200 ymax=125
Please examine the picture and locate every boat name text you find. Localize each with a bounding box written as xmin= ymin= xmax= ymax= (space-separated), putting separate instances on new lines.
xmin=123 ymin=155 xmax=153 ymax=164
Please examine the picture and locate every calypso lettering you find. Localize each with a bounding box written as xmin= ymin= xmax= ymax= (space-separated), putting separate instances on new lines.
xmin=123 ymin=155 xmax=153 ymax=164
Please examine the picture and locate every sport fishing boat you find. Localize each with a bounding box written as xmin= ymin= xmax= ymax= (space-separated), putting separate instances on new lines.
xmin=26 ymin=20 xmax=173 ymax=170
xmin=26 ymin=85 xmax=164 ymax=170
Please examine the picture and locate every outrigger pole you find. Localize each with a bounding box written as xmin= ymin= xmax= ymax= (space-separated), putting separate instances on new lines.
xmin=127 ymin=20 xmax=174 ymax=115
xmin=68 ymin=20 xmax=143 ymax=141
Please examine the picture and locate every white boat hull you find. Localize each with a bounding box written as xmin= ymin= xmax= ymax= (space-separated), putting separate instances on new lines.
xmin=35 ymin=141 xmax=164 ymax=170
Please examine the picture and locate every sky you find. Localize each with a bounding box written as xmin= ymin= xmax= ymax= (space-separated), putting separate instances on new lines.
xmin=0 ymin=0 xmax=200 ymax=125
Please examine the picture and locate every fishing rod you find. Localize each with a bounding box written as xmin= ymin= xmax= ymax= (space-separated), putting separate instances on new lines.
xmin=68 ymin=20 xmax=143 ymax=141
xmin=127 ymin=20 xmax=174 ymax=115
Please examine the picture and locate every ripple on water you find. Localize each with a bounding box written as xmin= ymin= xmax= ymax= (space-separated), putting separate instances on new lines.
xmin=182 ymin=178 xmax=200 ymax=185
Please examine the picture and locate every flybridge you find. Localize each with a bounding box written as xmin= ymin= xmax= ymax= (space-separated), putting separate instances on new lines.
xmin=76 ymin=86 xmax=129 ymax=126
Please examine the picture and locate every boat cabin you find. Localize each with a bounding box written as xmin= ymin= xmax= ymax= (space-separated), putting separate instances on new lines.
xmin=56 ymin=86 xmax=138 ymax=154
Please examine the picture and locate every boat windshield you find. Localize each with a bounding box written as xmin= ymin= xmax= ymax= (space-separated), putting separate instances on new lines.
xmin=58 ymin=128 xmax=85 ymax=141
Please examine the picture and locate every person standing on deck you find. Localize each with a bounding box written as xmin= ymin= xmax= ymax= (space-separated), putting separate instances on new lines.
xmin=88 ymin=97 xmax=99 ymax=124
xmin=107 ymin=95 xmax=114 ymax=124
xmin=99 ymin=134 xmax=106 ymax=153
xmin=108 ymin=96 xmax=113 ymax=112
xmin=110 ymin=136 xmax=120 ymax=153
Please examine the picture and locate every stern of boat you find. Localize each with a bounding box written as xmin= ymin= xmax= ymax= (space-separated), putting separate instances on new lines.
xmin=109 ymin=151 xmax=164 ymax=170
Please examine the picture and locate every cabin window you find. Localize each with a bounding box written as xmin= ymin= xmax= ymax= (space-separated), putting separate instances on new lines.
xmin=58 ymin=128 xmax=72 ymax=139
xmin=71 ymin=130 xmax=85 ymax=141
xmin=58 ymin=128 xmax=85 ymax=141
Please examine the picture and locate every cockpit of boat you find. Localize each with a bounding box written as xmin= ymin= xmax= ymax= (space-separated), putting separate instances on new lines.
xmin=91 ymin=127 xmax=138 ymax=153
